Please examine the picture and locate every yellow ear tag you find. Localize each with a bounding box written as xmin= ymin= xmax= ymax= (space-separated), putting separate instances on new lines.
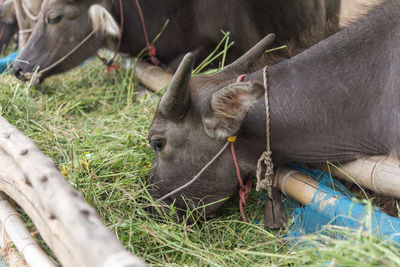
xmin=227 ymin=136 xmax=237 ymax=143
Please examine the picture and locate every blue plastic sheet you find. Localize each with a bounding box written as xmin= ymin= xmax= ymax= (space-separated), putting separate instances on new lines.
xmin=0 ymin=51 xmax=17 ymax=73
xmin=285 ymin=165 xmax=400 ymax=244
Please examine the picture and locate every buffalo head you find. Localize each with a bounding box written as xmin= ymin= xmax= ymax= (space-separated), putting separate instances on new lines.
xmin=0 ymin=0 xmax=16 ymax=24
xmin=148 ymin=34 xmax=275 ymax=219
xmin=12 ymin=0 xmax=120 ymax=83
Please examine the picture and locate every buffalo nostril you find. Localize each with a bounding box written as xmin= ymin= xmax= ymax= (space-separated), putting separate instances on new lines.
xmin=12 ymin=65 xmax=25 ymax=81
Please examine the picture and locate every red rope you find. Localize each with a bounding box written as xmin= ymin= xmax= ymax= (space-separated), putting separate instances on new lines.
xmin=230 ymin=141 xmax=252 ymax=223
xmin=98 ymin=0 xmax=124 ymax=72
xmin=0 ymin=24 xmax=6 ymax=44
xmin=135 ymin=0 xmax=159 ymax=66
xmin=229 ymin=73 xmax=252 ymax=223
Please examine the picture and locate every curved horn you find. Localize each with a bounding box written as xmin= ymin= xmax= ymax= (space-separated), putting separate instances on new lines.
xmin=225 ymin=33 xmax=275 ymax=73
xmin=159 ymin=53 xmax=195 ymax=121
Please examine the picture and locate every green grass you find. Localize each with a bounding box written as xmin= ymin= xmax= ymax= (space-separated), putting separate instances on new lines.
xmin=0 ymin=50 xmax=400 ymax=266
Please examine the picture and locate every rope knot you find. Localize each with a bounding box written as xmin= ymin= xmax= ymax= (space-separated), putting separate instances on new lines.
xmin=146 ymin=44 xmax=157 ymax=57
xmin=256 ymin=150 xmax=275 ymax=194
xmin=105 ymin=64 xmax=120 ymax=73
xmin=255 ymin=66 xmax=275 ymax=196
xmin=146 ymin=44 xmax=160 ymax=66
xmin=239 ymin=179 xmax=252 ymax=204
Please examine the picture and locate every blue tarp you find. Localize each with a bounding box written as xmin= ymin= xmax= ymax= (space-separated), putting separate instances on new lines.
xmin=0 ymin=51 xmax=17 ymax=73
xmin=285 ymin=165 xmax=400 ymax=244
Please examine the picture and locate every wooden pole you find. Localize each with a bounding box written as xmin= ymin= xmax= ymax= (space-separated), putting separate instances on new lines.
xmin=0 ymin=192 xmax=55 ymax=267
xmin=0 ymin=224 xmax=28 ymax=267
xmin=275 ymin=167 xmax=341 ymax=206
xmin=0 ymin=115 xmax=145 ymax=267
xmin=100 ymin=50 xmax=173 ymax=92
xmin=275 ymin=168 xmax=320 ymax=205
xmin=317 ymin=156 xmax=400 ymax=199
xmin=132 ymin=59 xmax=173 ymax=92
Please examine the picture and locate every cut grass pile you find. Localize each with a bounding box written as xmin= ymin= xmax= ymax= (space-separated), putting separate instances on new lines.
xmin=0 ymin=56 xmax=400 ymax=266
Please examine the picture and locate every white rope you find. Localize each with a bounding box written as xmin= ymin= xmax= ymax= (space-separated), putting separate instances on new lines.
xmin=370 ymin=156 xmax=388 ymax=194
xmin=18 ymin=29 xmax=33 ymax=34
xmin=256 ymin=66 xmax=275 ymax=196
xmin=23 ymin=28 xmax=97 ymax=82
xmin=157 ymin=141 xmax=230 ymax=202
xmin=21 ymin=0 xmax=41 ymax=22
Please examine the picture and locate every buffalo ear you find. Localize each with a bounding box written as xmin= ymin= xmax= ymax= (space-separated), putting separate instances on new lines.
xmin=202 ymin=82 xmax=264 ymax=139
xmin=88 ymin=4 xmax=120 ymax=37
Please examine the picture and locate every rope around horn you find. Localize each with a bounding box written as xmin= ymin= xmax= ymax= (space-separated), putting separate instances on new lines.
xmin=256 ymin=66 xmax=276 ymax=197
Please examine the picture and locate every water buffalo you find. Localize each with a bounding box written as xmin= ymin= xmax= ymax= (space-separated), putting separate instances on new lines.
xmin=0 ymin=23 xmax=17 ymax=52
xmin=148 ymin=0 xmax=399 ymax=219
xmin=0 ymin=0 xmax=16 ymax=25
xmin=0 ymin=0 xmax=42 ymax=49
xmin=0 ymin=0 xmax=18 ymax=52
xmin=12 ymin=0 xmax=340 ymax=83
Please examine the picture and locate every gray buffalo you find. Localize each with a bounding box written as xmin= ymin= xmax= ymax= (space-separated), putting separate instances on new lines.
xmin=12 ymin=0 xmax=340 ymax=83
xmin=0 ymin=23 xmax=17 ymax=52
xmin=148 ymin=0 xmax=400 ymax=219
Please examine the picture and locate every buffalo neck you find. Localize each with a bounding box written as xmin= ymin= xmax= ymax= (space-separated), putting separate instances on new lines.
xmin=110 ymin=0 xmax=194 ymax=64
xmin=238 ymin=0 xmax=399 ymax=170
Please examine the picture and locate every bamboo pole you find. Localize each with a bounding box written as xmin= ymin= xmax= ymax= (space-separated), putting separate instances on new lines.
xmin=132 ymin=59 xmax=173 ymax=92
xmin=0 ymin=192 xmax=55 ymax=267
xmin=275 ymin=168 xmax=319 ymax=205
xmin=317 ymin=156 xmax=400 ymax=199
xmin=100 ymin=50 xmax=173 ymax=92
xmin=275 ymin=167 xmax=341 ymax=207
xmin=0 ymin=115 xmax=145 ymax=267
xmin=0 ymin=224 xmax=28 ymax=267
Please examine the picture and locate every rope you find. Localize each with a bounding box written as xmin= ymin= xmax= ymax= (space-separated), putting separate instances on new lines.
xmin=17 ymin=29 xmax=33 ymax=34
xmin=22 ymin=0 xmax=40 ymax=22
xmin=0 ymin=24 xmax=6 ymax=44
xmin=156 ymin=72 xmax=266 ymax=223
xmin=157 ymin=141 xmax=230 ymax=203
xmin=256 ymin=66 xmax=275 ymax=197
xmin=97 ymin=0 xmax=124 ymax=72
xmin=229 ymin=138 xmax=252 ymax=222
xmin=23 ymin=28 xmax=97 ymax=81
xmin=370 ymin=156 xmax=388 ymax=195
xmin=135 ymin=0 xmax=159 ymax=66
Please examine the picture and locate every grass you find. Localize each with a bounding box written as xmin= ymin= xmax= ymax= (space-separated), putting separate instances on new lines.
xmin=0 ymin=45 xmax=400 ymax=266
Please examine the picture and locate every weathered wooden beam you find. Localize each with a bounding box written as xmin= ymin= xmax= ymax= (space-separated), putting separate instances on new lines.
xmin=0 ymin=115 xmax=145 ymax=267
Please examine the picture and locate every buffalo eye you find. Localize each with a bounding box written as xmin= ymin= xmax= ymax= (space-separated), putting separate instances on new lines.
xmin=46 ymin=15 xmax=63 ymax=24
xmin=150 ymin=138 xmax=166 ymax=152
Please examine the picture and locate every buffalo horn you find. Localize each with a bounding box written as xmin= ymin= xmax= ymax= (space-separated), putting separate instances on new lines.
xmin=225 ymin=33 xmax=275 ymax=73
xmin=159 ymin=53 xmax=195 ymax=121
